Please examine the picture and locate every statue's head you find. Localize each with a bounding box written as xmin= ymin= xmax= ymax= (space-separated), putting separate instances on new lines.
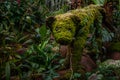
xmin=46 ymin=13 xmax=80 ymax=45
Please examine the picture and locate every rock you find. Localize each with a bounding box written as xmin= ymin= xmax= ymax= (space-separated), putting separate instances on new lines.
xmin=109 ymin=52 xmax=120 ymax=60
xmin=80 ymin=54 xmax=97 ymax=72
xmin=59 ymin=45 xmax=69 ymax=58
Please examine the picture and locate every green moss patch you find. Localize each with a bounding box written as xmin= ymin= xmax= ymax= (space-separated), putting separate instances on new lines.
xmin=47 ymin=4 xmax=103 ymax=75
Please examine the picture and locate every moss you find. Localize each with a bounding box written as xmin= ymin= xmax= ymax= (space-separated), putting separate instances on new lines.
xmin=60 ymin=70 xmax=72 ymax=80
xmin=72 ymin=33 xmax=89 ymax=73
xmin=47 ymin=4 xmax=103 ymax=76
xmin=52 ymin=13 xmax=77 ymax=45
xmin=70 ymin=5 xmax=103 ymax=73
xmin=50 ymin=4 xmax=102 ymax=45
xmin=109 ymin=42 xmax=120 ymax=52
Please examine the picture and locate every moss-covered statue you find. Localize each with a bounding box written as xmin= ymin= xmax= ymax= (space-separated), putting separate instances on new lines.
xmin=46 ymin=4 xmax=103 ymax=79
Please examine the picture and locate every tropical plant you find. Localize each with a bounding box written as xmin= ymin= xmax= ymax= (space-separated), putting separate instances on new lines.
xmin=113 ymin=2 xmax=120 ymax=41
xmin=0 ymin=0 xmax=49 ymax=32
xmin=92 ymin=0 xmax=105 ymax=5
xmin=0 ymin=25 xmax=64 ymax=80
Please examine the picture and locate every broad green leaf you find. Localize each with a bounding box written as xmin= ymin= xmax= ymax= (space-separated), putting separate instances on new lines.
xmin=40 ymin=39 xmax=49 ymax=50
xmin=5 ymin=62 xmax=10 ymax=80
xmin=39 ymin=25 xmax=47 ymax=38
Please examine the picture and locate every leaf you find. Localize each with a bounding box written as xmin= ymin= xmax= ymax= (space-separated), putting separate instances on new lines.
xmin=92 ymin=0 xmax=105 ymax=5
xmin=15 ymin=54 xmax=22 ymax=59
xmin=101 ymin=28 xmax=114 ymax=42
xmin=23 ymin=39 xmax=33 ymax=45
xmin=18 ymin=35 xmax=29 ymax=43
xmin=5 ymin=62 xmax=10 ymax=80
xmin=74 ymin=73 xmax=81 ymax=78
xmin=39 ymin=25 xmax=47 ymax=38
xmin=59 ymin=59 xmax=65 ymax=64
xmin=40 ymin=39 xmax=49 ymax=50
xmin=6 ymin=5 xmax=10 ymax=10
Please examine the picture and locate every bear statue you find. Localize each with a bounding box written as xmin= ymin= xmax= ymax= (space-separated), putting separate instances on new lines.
xmin=46 ymin=4 xmax=103 ymax=79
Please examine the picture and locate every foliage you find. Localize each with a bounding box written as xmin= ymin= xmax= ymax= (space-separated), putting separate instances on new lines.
xmin=12 ymin=40 xmax=63 ymax=80
xmin=92 ymin=0 xmax=105 ymax=5
xmin=108 ymin=42 xmax=120 ymax=52
xmin=0 ymin=0 xmax=120 ymax=79
xmin=0 ymin=25 xmax=64 ymax=80
xmin=0 ymin=0 xmax=67 ymax=79
xmin=84 ymin=60 xmax=120 ymax=80
xmin=0 ymin=0 xmax=49 ymax=32
xmin=113 ymin=2 xmax=120 ymax=41
xmin=85 ymin=1 xmax=120 ymax=79
xmin=49 ymin=5 xmax=70 ymax=16
xmin=97 ymin=60 xmax=120 ymax=80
